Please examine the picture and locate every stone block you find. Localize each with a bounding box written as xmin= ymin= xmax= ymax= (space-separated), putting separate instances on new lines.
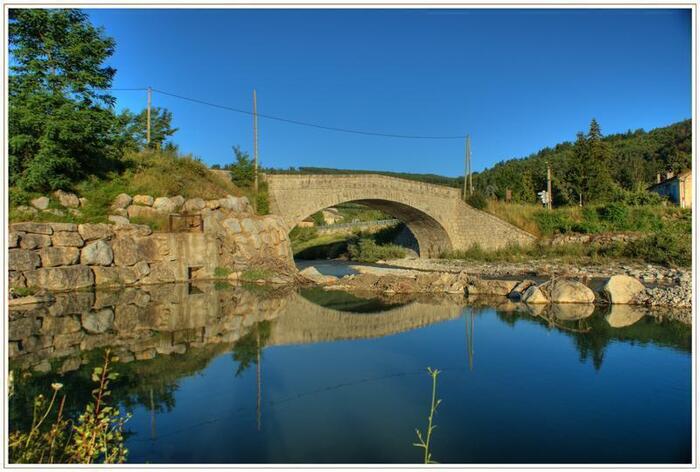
xmin=112 ymin=193 xmax=132 ymax=209
xmin=50 ymin=223 xmax=78 ymax=232
xmin=9 ymin=231 xmax=22 ymax=248
xmin=52 ymin=231 xmax=84 ymax=247
xmin=9 ymin=249 xmax=41 ymax=271
xmin=11 ymin=222 xmax=53 ymax=235
xmin=24 ymin=266 xmax=95 ymax=291
xmin=31 ymin=196 xmax=50 ymax=210
xmin=135 ymin=237 xmax=161 ymax=262
xmin=80 ymin=240 xmax=114 ymax=266
xmin=38 ymin=247 xmax=80 ymax=267
xmin=78 ymin=223 xmax=114 ymax=241
xmin=20 ymin=233 xmax=52 ymax=249
xmin=108 ymin=215 xmax=130 ymax=225
xmin=183 ymin=198 xmax=205 ymax=212
xmin=112 ymin=237 xmax=140 ymax=266
xmin=53 ymin=190 xmax=80 ymax=208
xmin=133 ymin=195 xmax=154 ymax=206
xmin=153 ymin=196 xmax=178 ymax=214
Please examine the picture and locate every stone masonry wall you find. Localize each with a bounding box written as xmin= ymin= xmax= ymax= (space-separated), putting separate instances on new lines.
xmin=9 ymin=204 xmax=293 ymax=292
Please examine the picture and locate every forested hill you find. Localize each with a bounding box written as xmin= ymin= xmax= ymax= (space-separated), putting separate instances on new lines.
xmin=472 ymin=119 xmax=691 ymax=205
xmin=266 ymin=119 xmax=691 ymax=205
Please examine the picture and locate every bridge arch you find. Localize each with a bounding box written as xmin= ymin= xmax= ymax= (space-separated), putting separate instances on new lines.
xmin=265 ymin=173 xmax=536 ymax=258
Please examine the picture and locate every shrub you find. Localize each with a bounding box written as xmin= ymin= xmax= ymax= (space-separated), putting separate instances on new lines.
xmin=624 ymin=232 xmax=691 ymax=267
xmin=534 ymin=211 xmax=573 ymax=235
xmin=347 ymin=238 xmax=406 ymax=262
xmin=466 ymin=192 xmax=488 ymax=210
xmin=289 ymin=226 xmax=318 ymax=243
xmin=597 ymin=202 xmax=629 ymax=228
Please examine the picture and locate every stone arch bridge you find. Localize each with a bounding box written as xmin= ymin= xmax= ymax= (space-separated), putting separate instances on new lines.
xmin=265 ymin=174 xmax=535 ymax=257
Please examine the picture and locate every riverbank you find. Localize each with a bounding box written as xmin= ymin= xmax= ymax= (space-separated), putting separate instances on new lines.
xmin=298 ymin=259 xmax=692 ymax=317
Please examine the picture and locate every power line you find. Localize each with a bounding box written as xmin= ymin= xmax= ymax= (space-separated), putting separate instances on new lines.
xmin=150 ymin=87 xmax=466 ymax=140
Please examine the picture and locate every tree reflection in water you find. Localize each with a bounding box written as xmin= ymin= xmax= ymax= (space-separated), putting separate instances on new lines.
xmin=8 ymin=282 xmax=690 ymax=437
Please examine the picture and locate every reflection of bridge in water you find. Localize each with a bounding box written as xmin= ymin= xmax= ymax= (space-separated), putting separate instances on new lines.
xmin=8 ymin=282 xmax=466 ymax=373
xmin=270 ymin=290 xmax=464 ymax=346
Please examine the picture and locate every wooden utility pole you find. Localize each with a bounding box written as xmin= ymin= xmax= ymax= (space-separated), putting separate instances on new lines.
xmin=146 ymin=87 xmax=152 ymax=146
xmin=463 ymin=134 xmax=473 ymax=200
xmin=468 ymin=135 xmax=473 ymax=195
xmin=253 ymin=89 xmax=259 ymax=212
xmin=462 ymin=135 xmax=469 ymax=200
xmin=546 ymin=161 xmax=553 ymax=210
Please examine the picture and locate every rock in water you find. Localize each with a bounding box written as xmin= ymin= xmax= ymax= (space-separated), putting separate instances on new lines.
xmin=547 ymin=279 xmax=595 ymax=304
xmin=522 ymin=285 xmax=548 ymax=304
xmin=602 ymin=275 xmax=645 ymax=304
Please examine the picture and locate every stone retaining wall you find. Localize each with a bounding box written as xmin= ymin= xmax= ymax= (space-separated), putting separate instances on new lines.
xmin=9 ymin=210 xmax=294 ymax=292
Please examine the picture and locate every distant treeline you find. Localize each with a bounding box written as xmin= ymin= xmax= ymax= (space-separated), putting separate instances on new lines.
xmin=265 ymin=119 xmax=691 ymax=206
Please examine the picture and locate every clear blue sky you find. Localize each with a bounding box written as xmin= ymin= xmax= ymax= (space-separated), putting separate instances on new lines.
xmin=86 ymin=8 xmax=691 ymax=176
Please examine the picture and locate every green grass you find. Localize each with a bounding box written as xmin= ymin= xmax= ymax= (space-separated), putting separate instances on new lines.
xmin=214 ymin=267 xmax=232 ymax=278
xmin=9 ymin=150 xmax=242 ymax=225
xmin=485 ymin=200 xmax=689 ymax=237
xmin=240 ymin=268 xmax=274 ymax=282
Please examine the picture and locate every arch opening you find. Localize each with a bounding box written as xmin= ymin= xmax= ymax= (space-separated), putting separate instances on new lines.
xmin=290 ymin=199 xmax=453 ymax=258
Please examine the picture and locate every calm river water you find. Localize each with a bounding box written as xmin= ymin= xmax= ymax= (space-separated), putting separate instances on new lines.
xmin=8 ymin=281 xmax=691 ymax=464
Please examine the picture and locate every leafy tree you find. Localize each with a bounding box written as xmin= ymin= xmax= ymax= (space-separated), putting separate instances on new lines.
xmin=9 ymin=9 xmax=119 ymax=191
xmin=229 ymin=146 xmax=255 ymax=188
xmin=117 ymin=107 xmax=178 ymax=151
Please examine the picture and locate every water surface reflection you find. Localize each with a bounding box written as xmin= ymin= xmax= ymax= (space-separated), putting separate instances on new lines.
xmin=8 ymin=283 xmax=691 ymax=463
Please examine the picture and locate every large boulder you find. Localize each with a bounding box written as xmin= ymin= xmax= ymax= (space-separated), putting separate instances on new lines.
xmin=183 ymin=198 xmax=206 ymax=213
xmin=133 ymin=195 xmax=154 ymax=206
xmin=522 ymin=285 xmax=548 ymax=304
xmin=30 ymin=196 xmax=50 ymax=210
xmin=52 ymin=231 xmax=84 ymax=247
xmin=547 ymin=279 xmax=595 ymax=304
xmin=80 ymin=240 xmax=114 ymax=266
xmin=602 ymin=275 xmax=645 ymax=304
xmin=9 ymin=249 xmax=41 ymax=271
xmin=153 ymin=197 xmax=178 ymax=214
xmin=38 ymin=247 xmax=80 ymax=267
xmin=78 ymin=223 xmax=114 ymax=241
xmin=112 ymin=193 xmax=132 ymax=209
xmin=508 ymin=280 xmax=537 ymax=300
xmin=24 ymin=266 xmax=94 ymax=291
xmin=219 ymin=195 xmax=251 ymax=213
xmin=53 ymin=190 xmax=80 ymax=208
xmin=299 ymin=266 xmax=338 ymax=284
